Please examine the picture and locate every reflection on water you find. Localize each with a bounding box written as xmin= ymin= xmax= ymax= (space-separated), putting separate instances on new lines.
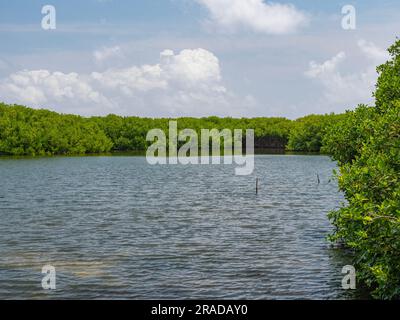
xmin=0 ymin=155 xmax=361 ymax=299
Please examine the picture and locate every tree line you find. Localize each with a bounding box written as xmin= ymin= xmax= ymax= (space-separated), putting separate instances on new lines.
xmin=0 ymin=103 xmax=345 ymax=156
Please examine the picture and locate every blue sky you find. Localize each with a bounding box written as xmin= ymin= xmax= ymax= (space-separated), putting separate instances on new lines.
xmin=0 ymin=0 xmax=399 ymax=118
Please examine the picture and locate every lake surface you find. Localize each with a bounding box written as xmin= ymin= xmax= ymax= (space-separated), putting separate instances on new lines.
xmin=0 ymin=155 xmax=358 ymax=299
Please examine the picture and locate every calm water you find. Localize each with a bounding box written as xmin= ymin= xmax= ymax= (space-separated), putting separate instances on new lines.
xmin=0 ymin=155 xmax=358 ymax=299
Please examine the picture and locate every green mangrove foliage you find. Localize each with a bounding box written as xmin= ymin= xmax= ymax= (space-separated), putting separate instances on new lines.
xmin=0 ymin=103 xmax=340 ymax=156
xmin=324 ymin=39 xmax=400 ymax=299
xmin=0 ymin=104 xmax=112 ymax=156
xmin=93 ymin=115 xmax=294 ymax=151
xmin=287 ymin=114 xmax=346 ymax=152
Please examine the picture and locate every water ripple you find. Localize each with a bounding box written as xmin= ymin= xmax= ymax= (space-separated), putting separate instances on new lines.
xmin=0 ymin=155 xmax=358 ymax=299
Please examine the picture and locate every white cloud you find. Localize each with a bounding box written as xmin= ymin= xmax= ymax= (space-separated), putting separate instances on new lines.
xmin=305 ymin=40 xmax=389 ymax=109
xmin=91 ymin=64 xmax=166 ymax=93
xmin=357 ymin=39 xmax=390 ymax=62
xmin=197 ymin=0 xmax=308 ymax=34
xmin=0 ymin=48 xmax=252 ymax=117
xmin=162 ymin=48 xmax=222 ymax=85
xmin=0 ymin=70 xmax=111 ymax=113
xmin=305 ymin=52 xmax=346 ymax=78
xmin=93 ymin=46 xmax=123 ymax=64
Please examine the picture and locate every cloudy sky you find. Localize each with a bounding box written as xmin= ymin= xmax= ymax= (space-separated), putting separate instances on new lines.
xmin=0 ymin=0 xmax=399 ymax=118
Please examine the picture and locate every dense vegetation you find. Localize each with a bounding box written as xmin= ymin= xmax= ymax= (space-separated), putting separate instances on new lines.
xmin=287 ymin=113 xmax=346 ymax=152
xmin=0 ymin=103 xmax=340 ymax=155
xmin=324 ymin=39 xmax=400 ymax=299
xmin=0 ymin=105 xmax=112 ymax=156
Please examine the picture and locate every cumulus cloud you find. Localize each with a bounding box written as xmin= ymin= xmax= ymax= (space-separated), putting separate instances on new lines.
xmin=91 ymin=64 xmax=166 ymax=93
xmin=305 ymin=52 xmax=346 ymax=78
xmin=305 ymin=40 xmax=389 ymax=109
xmin=197 ymin=0 xmax=308 ymax=34
xmin=0 ymin=48 xmax=251 ymax=116
xmin=93 ymin=46 xmax=123 ymax=64
xmin=161 ymin=48 xmax=222 ymax=85
xmin=0 ymin=70 xmax=112 ymax=114
xmin=357 ymin=39 xmax=390 ymax=63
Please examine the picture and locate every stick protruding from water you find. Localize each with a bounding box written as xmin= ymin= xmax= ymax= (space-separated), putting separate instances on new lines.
xmin=256 ymin=178 xmax=259 ymax=195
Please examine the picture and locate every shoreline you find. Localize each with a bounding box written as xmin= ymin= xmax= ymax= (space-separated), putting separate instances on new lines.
xmin=0 ymin=149 xmax=328 ymax=160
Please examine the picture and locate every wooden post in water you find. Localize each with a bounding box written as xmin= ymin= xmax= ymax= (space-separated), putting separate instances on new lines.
xmin=317 ymin=174 xmax=320 ymax=185
xmin=256 ymin=178 xmax=259 ymax=195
